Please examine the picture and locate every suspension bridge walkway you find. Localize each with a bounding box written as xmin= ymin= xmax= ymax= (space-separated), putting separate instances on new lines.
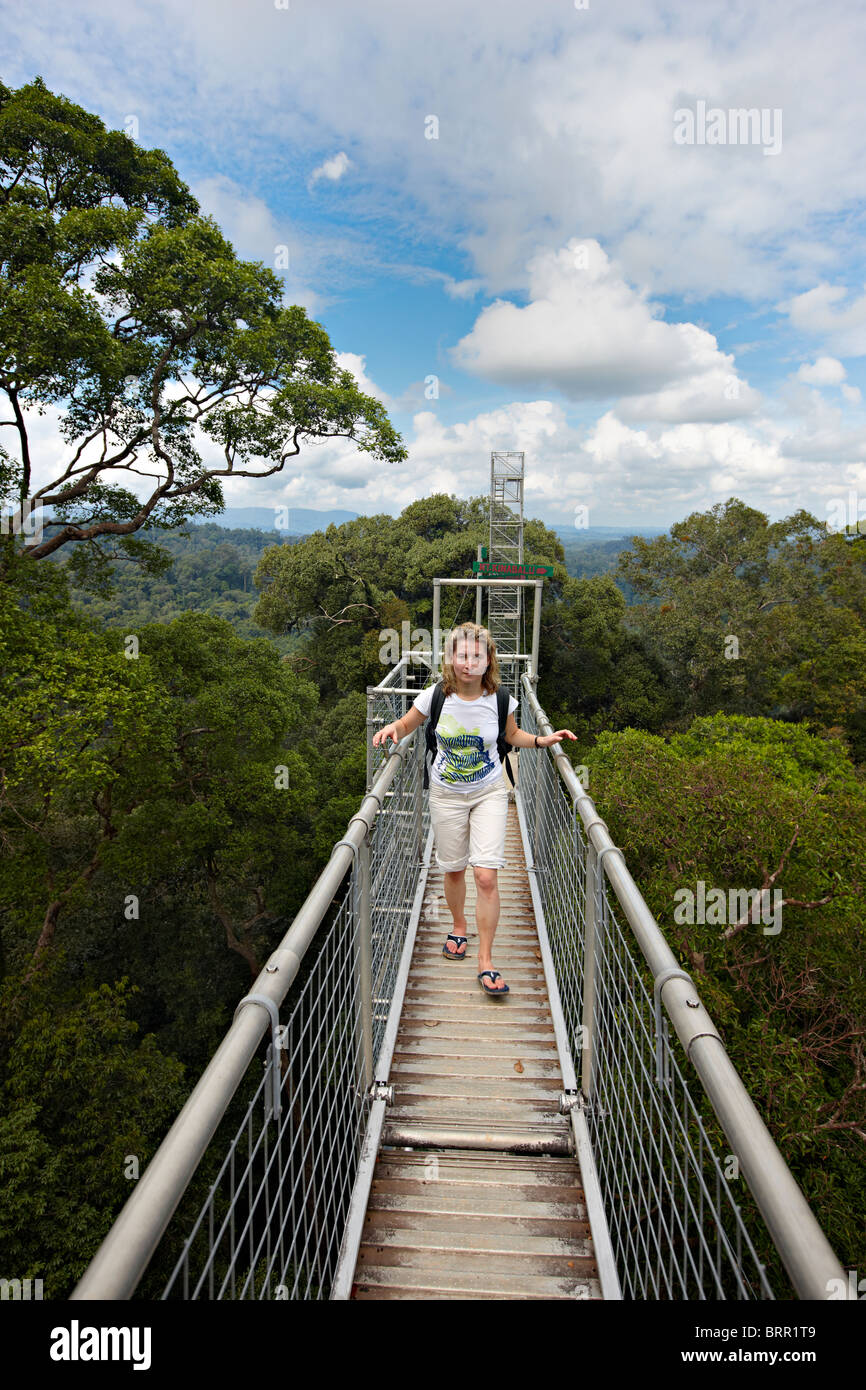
xmin=352 ymin=789 xmax=601 ymax=1300
xmin=71 ymin=653 xmax=846 ymax=1302
xmin=71 ymin=455 xmax=846 ymax=1301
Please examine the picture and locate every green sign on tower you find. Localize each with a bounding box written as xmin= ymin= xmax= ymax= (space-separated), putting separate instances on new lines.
xmin=472 ymin=561 xmax=553 ymax=577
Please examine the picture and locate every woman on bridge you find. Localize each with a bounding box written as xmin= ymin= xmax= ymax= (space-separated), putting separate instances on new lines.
xmin=373 ymin=622 xmax=576 ymax=996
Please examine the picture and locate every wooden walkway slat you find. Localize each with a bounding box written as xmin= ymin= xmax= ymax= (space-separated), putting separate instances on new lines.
xmin=350 ymin=791 xmax=603 ymax=1300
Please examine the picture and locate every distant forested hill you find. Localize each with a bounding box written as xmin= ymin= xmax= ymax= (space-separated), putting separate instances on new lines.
xmin=54 ymin=523 xmax=306 ymax=652
xmin=559 ymin=535 xmax=640 ymax=596
xmin=54 ymin=520 xmax=644 ymax=637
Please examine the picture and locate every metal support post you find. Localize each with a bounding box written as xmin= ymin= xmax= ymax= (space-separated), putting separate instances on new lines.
xmin=530 ymin=578 xmax=542 ymax=683
xmin=532 ymin=736 xmax=542 ymax=870
xmin=584 ymin=843 xmax=627 ymax=1101
xmin=414 ymin=732 xmax=423 ymax=861
xmin=332 ymin=829 xmax=373 ymax=1093
xmin=365 ymin=690 xmax=374 ymax=792
xmin=654 ymin=967 xmax=694 ymax=1091
xmin=581 ymin=838 xmax=598 ymax=1101
xmin=432 ymin=578 xmax=441 ymax=676
xmin=232 ymin=994 xmax=284 ymax=1121
xmin=358 ymin=833 xmax=374 ymax=1091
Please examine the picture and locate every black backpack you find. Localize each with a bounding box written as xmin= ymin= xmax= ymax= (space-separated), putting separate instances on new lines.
xmin=422 ymin=680 xmax=516 ymax=790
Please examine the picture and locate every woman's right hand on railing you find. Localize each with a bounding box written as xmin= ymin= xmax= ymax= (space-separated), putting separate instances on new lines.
xmin=373 ymin=721 xmax=401 ymax=748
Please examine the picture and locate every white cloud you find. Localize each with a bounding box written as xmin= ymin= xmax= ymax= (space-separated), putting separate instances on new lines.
xmin=782 ymin=284 xmax=866 ymax=356
xmin=334 ymin=351 xmax=393 ymax=407
xmin=4 ymin=0 xmax=866 ymax=533
xmin=191 ymin=174 xmax=322 ymax=315
xmin=192 ymin=175 xmax=281 ymax=258
xmin=795 ymin=355 xmax=847 ymax=385
xmin=10 ymin=383 xmax=865 ymax=536
xmin=441 ymin=276 xmax=485 ymax=301
xmin=262 ymin=399 xmax=586 ymax=518
xmin=777 ymin=417 xmax=866 ymax=464
xmin=790 ymin=355 xmax=862 ymax=405
xmin=371 ymin=262 xmax=485 ymax=302
xmin=7 ymin=0 xmax=866 ymax=304
xmin=452 ymin=240 xmax=758 ymax=421
xmin=234 ymin=391 xmax=854 ymax=531
xmin=309 ymin=151 xmax=351 ymax=185
xmin=374 ymin=401 xmax=861 ymax=527
xmin=419 ymin=270 xmax=485 ymax=302
xmin=616 ymin=368 xmax=761 ymax=424
xmin=583 ymin=412 xmax=788 ymax=499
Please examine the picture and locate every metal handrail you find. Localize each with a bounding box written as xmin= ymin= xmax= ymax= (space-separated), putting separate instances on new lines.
xmin=71 ymin=661 xmax=847 ymax=1301
xmin=520 ymin=673 xmax=845 ymax=1300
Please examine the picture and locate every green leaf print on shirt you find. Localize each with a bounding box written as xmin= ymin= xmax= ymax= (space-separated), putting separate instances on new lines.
xmin=435 ymin=713 xmax=497 ymax=784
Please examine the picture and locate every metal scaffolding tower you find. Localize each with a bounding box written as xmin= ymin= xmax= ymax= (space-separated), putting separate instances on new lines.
xmin=486 ymin=451 xmax=524 ymax=701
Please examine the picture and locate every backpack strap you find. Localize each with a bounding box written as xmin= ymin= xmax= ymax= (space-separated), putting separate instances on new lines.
xmin=423 ymin=680 xmax=445 ymax=790
xmin=496 ymin=687 xmax=516 ymax=787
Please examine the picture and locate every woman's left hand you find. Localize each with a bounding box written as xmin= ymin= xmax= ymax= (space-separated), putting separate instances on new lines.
xmin=538 ymin=730 xmax=577 ymax=746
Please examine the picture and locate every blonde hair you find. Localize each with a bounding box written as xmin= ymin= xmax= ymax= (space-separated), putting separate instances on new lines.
xmin=440 ymin=621 xmax=502 ymax=697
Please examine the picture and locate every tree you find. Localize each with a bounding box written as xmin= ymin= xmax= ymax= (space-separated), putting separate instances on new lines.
xmin=0 ymin=548 xmax=175 ymax=970
xmin=615 ymin=498 xmax=866 ymax=755
xmin=0 ymin=970 xmax=188 ymax=1297
xmin=0 ymin=572 xmax=322 ymax=978
xmin=98 ymin=610 xmax=321 ymax=981
xmin=0 ymin=77 xmax=406 ymax=588
xmin=249 ymin=494 xmax=576 ymax=699
xmin=769 ymin=534 xmax=866 ymax=760
xmin=536 ymin=572 xmax=677 ymax=744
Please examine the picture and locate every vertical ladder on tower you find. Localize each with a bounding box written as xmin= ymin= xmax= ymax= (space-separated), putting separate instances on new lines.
xmin=487 ymin=451 xmax=524 ymax=704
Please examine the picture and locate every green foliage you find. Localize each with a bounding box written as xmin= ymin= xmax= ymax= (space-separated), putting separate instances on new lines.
xmin=615 ymin=497 xmax=866 ymax=758
xmin=588 ymin=716 xmax=866 ymax=1269
xmin=669 ymin=713 xmax=862 ymax=794
xmin=0 ymin=965 xmax=187 ymax=1296
xmin=309 ymin=693 xmax=369 ymax=857
xmin=56 ymin=521 xmax=308 ymax=648
xmin=559 ymin=534 xmax=643 ymax=597
xmin=537 ymin=572 xmax=678 ymax=746
xmin=0 ymin=559 xmax=343 ymax=1289
xmin=251 ymin=493 xmax=576 ymax=701
xmin=3 ymin=473 xmax=865 ymax=1294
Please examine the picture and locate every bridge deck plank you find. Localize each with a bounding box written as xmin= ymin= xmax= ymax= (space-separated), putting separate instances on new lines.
xmin=351 ymin=793 xmax=602 ymax=1301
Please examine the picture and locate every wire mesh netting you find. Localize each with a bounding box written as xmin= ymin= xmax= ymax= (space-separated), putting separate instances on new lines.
xmin=519 ymin=694 xmax=779 ymax=1299
xmin=139 ymin=662 xmax=793 ymax=1300
xmin=157 ymin=663 xmax=429 ymax=1300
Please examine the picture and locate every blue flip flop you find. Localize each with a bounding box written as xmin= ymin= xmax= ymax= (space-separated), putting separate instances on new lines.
xmin=442 ymin=934 xmax=468 ymax=959
xmin=477 ymin=970 xmax=509 ymax=995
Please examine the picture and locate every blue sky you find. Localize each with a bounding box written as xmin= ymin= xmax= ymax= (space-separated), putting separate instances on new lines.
xmin=4 ymin=0 xmax=866 ymax=530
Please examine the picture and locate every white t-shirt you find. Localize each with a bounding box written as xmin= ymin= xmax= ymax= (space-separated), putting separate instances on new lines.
xmin=412 ymin=684 xmax=519 ymax=793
